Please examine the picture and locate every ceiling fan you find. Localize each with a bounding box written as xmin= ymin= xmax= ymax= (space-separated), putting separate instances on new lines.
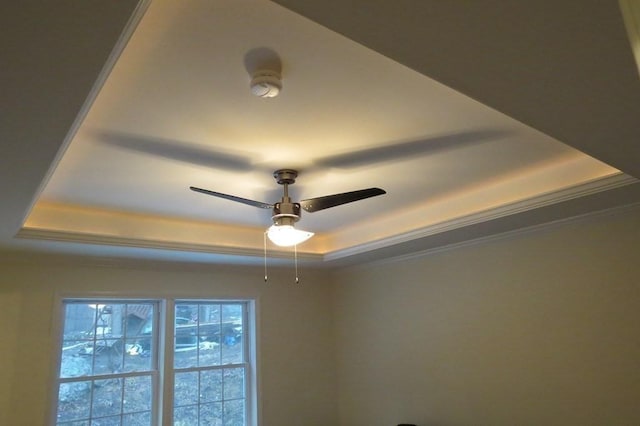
xmin=190 ymin=168 xmax=386 ymax=246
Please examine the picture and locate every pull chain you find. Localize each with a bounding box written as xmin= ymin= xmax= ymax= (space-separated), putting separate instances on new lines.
xmin=264 ymin=232 xmax=301 ymax=284
xmin=294 ymin=243 xmax=299 ymax=284
xmin=263 ymin=232 xmax=268 ymax=282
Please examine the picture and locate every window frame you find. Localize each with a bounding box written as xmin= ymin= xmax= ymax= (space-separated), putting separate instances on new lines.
xmin=50 ymin=295 xmax=258 ymax=426
xmin=169 ymin=299 xmax=254 ymax=425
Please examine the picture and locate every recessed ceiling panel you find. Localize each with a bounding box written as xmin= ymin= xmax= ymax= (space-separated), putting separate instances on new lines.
xmin=30 ymin=0 xmax=622 ymax=259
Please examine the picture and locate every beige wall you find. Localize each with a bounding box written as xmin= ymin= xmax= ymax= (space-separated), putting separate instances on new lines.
xmin=0 ymin=258 xmax=337 ymax=426
xmin=331 ymin=207 xmax=640 ymax=426
xmin=2 ymin=207 xmax=639 ymax=426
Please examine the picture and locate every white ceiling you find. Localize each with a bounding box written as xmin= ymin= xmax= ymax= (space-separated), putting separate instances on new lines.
xmin=3 ymin=1 xmax=640 ymax=266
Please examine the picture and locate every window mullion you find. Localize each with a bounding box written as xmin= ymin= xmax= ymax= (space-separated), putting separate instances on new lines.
xmin=160 ymin=298 xmax=175 ymax=426
xmin=59 ymin=370 xmax=152 ymax=383
xmin=174 ymin=362 xmax=248 ymax=374
xmin=243 ymin=302 xmax=252 ymax=426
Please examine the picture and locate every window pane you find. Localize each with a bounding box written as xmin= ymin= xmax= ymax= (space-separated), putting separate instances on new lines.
xmin=57 ymin=381 xmax=91 ymax=422
xmin=174 ymin=304 xmax=198 ymax=368
xmin=123 ymin=376 xmax=152 ymax=414
xmin=63 ymin=304 xmax=96 ymax=341
xmin=58 ymin=421 xmax=90 ymax=426
xmin=176 ymin=303 xmax=198 ymax=323
xmin=198 ymin=339 xmax=221 ymax=366
xmin=200 ymin=402 xmax=223 ymax=425
xmin=92 ymin=378 xmax=123 ymax=418
xmin=175 ymin=326 xmax=197 ymax=352
xmin=223 ymin=368 xmax=245 ymax=400
xmin=200 ymin=369 xmax=223 ymax=403
xmin=198 ymin=303 xmax=221 ymax=367
xmin=124 ymin=304 xmax=152 ymax=339
xmin=123 ymin=339 xmax=151 ymax=372
xmin=60 ymin=347 xmax=92 ymax=378
xmin=91 ymin=339 xmax=124 ymax=375
xmin=174 ymin=371 xmax=198 ymax=407
xmin=122 ymin=411 xmax=151 ymax=426
xmin=223 ymin=400 xmax=245 ymax=426
xmin=220 ymin=304 xmax=243 ymax=365
xmin=91 ymin=415 xmax=120 ymax=425
xmin=173 ymin=344 xmax=197 ymax=369
xmin=173 ymin=405 xmax=198 ymax=426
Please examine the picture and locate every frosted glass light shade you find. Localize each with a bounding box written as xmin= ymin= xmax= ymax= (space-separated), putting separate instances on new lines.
xmin=267 ymin=224 xmax=314 ymax=247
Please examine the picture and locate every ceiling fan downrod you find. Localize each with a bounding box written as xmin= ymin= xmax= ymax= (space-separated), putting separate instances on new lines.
xmin=272 ymin=169 xmax=301 ymax=226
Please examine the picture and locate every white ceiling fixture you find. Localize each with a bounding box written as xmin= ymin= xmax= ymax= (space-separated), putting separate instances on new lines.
xmin=246 ymin=46 xmax=284 ymax=98
xmin=250 ymin=69 xmax=282 ymax=98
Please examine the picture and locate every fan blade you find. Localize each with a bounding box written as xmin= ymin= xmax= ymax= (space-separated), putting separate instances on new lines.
xmin=190 ymin=186 xmax=273 ymax=209
xmin=300 ymin=188 xmax=386 ymax=212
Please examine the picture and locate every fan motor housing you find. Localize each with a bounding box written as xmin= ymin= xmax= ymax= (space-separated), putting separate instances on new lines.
xmin=272 ymin=202 xmax=301 ymax=225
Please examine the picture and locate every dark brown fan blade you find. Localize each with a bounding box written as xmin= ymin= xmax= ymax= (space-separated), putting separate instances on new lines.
xmin=190 ymin=186 xmax=273 ymax=209
xmin=300 ymin=188 xmax=386 ymax=213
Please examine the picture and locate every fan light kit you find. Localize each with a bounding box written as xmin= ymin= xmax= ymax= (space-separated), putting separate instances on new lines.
xmin=266 ymin=225 xmax=313 ymax=247
xmin=190 ymin=169 xmax=385 ymax=248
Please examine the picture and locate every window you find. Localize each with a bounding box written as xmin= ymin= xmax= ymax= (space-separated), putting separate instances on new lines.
xmin=54 ymin=299 xmax=255 ymax=426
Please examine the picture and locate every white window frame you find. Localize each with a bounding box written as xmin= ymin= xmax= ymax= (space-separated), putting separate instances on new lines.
xmin=51 ymin=296 xmax=258 ymax=426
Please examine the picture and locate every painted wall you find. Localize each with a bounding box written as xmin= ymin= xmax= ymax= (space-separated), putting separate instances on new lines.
xmin=331 ymin=208 xmax=640 ymax=426
xmin=0 ymin=258 xmax=337 ymax=426
xmin=2 ymin=208 xmax=639 ymax=426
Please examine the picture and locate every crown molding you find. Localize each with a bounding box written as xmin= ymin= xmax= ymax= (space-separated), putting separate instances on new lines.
xmin=356 ymin=201 xmax=640 ymax=269
xmin=324 ymin=173 xmax=637 ymax=261
xmin=15 ymin=228 xmax=324 ymax=262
